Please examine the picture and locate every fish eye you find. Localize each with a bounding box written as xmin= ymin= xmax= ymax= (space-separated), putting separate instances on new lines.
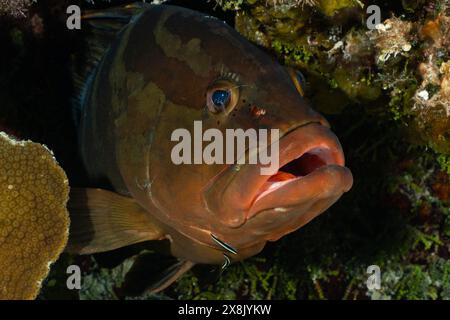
xmin=211 ymin=89 xmax=231 ymax=109
xmin=287 ymin=68 xmax=307 ymax=97
xmin=206 ymin=80 xmax=239 ymax=114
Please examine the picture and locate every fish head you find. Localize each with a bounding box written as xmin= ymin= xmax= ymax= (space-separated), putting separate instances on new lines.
xmin=189 ymin=35 xmax=354 ymax=261
xmin=88 ymin=5 xmax=353 ymax=264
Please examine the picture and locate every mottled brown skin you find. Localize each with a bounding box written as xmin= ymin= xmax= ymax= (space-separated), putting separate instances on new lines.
xmin=79 ymin=5 xmax=353 ymax=264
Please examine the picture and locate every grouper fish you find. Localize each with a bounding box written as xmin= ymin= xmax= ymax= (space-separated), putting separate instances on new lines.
xmin=68 ymin=3 xmax=353 ymax=291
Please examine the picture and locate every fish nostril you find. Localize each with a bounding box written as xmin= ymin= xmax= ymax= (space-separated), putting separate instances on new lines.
xmin=250 ymin=105 xmax=266 ymax=118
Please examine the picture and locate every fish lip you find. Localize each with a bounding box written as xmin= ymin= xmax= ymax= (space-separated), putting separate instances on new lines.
xmin=247 ymin=165 xmax=353 ymax=220
xmin=202 ymin=121 xmax=350 ymax=229
xmin=244 ymin=123 xmax=353 ymax=220
xmin=202 ymin=120 xmax=321 ymax=227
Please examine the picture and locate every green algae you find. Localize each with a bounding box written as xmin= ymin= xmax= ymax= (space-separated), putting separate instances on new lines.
xmin=317 ymin=0 xmax=361 ymax=17
xmin=438 ymin=155 xmax=450 ymax=175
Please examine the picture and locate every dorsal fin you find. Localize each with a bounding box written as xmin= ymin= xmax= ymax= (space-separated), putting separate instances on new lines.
xmin=71 ymin=3 xmax=152 ymax=126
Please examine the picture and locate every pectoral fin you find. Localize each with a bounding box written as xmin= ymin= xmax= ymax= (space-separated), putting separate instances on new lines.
xmin=147 ymin=259 xmax=195 ymax=293
xmin=118 ymin=252 xmax=195 ymax=296
xmin=66 ymin=188 xmax=165 ymax=255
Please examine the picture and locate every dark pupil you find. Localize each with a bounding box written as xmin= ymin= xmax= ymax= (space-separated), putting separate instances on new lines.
xmin=211 ymin=90 xmax=230 ymax=108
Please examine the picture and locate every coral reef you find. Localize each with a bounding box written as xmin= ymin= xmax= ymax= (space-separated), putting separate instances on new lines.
xmin=0 ymin=0 xmax=448 ymax=300
xmin=0 ymin=0 xmax=36 ymax=17
xmin=317 ymin=0 xmax=361 ymax=17
xmin=231 ymin=0 xmax=450 ymax=155
xmin=0 ymin=132 xmax=70 ymax=299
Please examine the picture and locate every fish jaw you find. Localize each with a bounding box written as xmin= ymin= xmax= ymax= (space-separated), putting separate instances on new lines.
xmin=248 ymin=165 xmax=352 ymax=219
xmin=203 ymin=123 xmax=353 ymax=247
xmin=246 ymin=123 xmax=353 ymax=219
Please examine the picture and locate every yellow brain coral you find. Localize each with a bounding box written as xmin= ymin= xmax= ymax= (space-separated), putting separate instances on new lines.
xmin=0 ymin=132 xmax=70 ymax=300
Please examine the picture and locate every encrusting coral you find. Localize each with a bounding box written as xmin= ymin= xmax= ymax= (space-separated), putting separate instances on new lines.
xmin=369 ymin=17 xmax=413 ymax=65
xmin=411 ymin=12 xmax=450 ymax=154
xmin=229 ymin=0 xmax=450 ymax=156
xmin=0 ymin=132 xmax=70 ymax=300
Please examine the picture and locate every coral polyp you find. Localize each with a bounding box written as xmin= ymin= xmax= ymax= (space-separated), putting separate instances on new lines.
xmin=0 ymin=132 xmax=70 ymax=300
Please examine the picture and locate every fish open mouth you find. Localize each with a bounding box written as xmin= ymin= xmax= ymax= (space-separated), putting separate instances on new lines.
xmin=247 ymin=123 xmax=353 ymax=219
xmin=253 ymin=147 xmax=335 ymax=202
xmin=203 ymin=122 xmax=353 ymax=229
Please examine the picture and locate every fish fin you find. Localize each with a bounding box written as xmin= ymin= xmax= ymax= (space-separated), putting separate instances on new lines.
xmin=66 ymin=188 xmax=165 ymax=255
xmin=117 ymin=252 xmax=193 ymax=297
xmin=146 ymin=259 xmax=196 ymax=294
xmin=81 ymin=3 xmax=150 ymax=30
xmin=71 ymin=3 xmax=151 ymax=126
